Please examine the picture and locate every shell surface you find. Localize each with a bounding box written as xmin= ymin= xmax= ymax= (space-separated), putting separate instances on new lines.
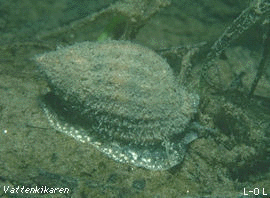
xmin=35 ymin=40 xmax=199 ymax=170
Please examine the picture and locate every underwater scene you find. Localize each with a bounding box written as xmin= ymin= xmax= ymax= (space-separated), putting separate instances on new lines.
xmin=0 ymin=0 xmax=269 ymax=197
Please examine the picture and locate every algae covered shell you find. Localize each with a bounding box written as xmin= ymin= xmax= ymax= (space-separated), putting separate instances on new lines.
xmin=35 ymin=40 xmax=199 ymax=170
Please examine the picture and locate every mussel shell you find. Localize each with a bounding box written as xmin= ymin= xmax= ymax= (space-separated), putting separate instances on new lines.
xmin=35 ymin=40 xmax=199 ymax=170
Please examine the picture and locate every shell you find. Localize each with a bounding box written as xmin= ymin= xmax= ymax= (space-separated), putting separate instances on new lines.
xmin=35 ymin=40 xmax=199 ymax=170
